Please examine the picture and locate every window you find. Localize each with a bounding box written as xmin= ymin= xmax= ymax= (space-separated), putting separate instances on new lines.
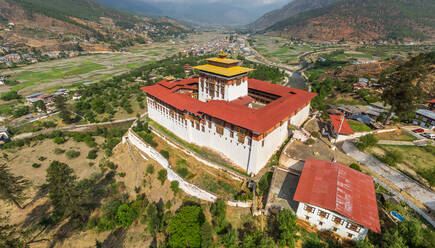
xmin=332 ymin=216 xmax=344 ymax=225
xmin=333 ymin=227 xmax=338 ymax=232
xmin=195 ymin=122 xmax=200 ymax=130
xmin=208 ymin=121 xmax=212 ymax=128
xmin=216 ymin=125 xmax=224 ymax=135
xmin=304 ymin=205 xmax=315 ymax=213
xmin=346 ymin=222 xmax=361 ymax=233
xmin=262 ymin=140 xmax=265 ymax=147
xmin=317 ymin=210 xmax=330 ymax=219
xmin=202 ymin=125 xmax=205 ymax=132
xmin=347 ymin=233 xmax=353 ymax=238
xmin=230 ymin=131 xmax=234 ymax=138
xmin=319 ymin=221 xmax=323 ymax=226
xmin=305 ymin=216 xmax=310 ymax=220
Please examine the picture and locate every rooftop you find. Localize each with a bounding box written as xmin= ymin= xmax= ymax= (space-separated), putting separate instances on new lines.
xmin=193 ymin=64 xmax=254 ymax=77
xmin=142 ymin=78 xmax=316 ymax=134
xmin=206 ymin=57 xmax=240 ymax=65
xmin=294 ymin=158 xmax=381 ymax=233
xmin=416 ymin=109 xmax=435 ymax=120
xmin=329 ymin=114 xmax=354 ymax=135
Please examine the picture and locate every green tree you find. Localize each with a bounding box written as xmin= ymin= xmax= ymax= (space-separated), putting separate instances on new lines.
xmin=242 ymin=230 xmax=275 ymax=248
xmin=380 ymin=58 xmax=424 ymax=124
xmin=116 ymin=203 xmax=137 ymax=228
xmin=32 ymin=100 xmax=46 ymax=113
xmin=55 ymin=95 xmax=72 ymax=124
xmin=211 ymin=199 xmax=227 ymax=232
xmin=146 ymin=203 xmax=160 ymax=235
xmin=167 ymin=205 xmax=205 ymax=248
xmin=383 ymin=229 xmax=408 ymax=248
xmin=157 ymin=169 xmax=167 ymax=185
xmin=200 ymin=221 xmax=214 ymax=248
xmin=276 ymin=209 xmax=299 ymax=248
xmin=356 ymin=134 xmax=378 ymax=150
xmin=46 ymin=161 xmax=78 ymax=218
xmin=219 ymin=227 xmax=238 ymax=248
xmin=0 ymin=164 xmax=30 ymax=209
xmin=170 ymin=181 xmax=180 ymax=195
xmin=0 ymin=216 xmax=27 ymax=248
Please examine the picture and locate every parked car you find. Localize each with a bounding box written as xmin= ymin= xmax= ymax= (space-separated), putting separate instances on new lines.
xmin=412 ymin=128 xmax=424 ymax=133
xmin=421 ymin=133 xmax=435 ymax=139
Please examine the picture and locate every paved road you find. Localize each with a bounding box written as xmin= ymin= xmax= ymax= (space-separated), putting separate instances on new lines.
xmin=377 ymin=140 xmax=416 ymax=146
xmin=342 ymin=141 xmax=435 ymax=211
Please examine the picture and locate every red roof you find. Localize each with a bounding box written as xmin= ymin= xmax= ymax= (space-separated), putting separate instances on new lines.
xmin=429 ymin=99 xmax=435 ymax=104
xmin=231 ymin=96 xmax=255 ymax=106
xmin=294 ymin=159 xmax=381 ymax=233
xmin=329 ymin=114 xmax=354 ymax=135
xmin=141 ymin=78 xmax=316 ymax=134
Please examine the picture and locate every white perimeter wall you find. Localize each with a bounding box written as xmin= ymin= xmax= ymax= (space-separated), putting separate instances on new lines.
xmin=296 ymin=202 xmax=368 ymax=241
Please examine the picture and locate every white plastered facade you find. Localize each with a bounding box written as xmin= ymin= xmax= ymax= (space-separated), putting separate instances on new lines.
xmin=296 ymin=202 xmax=369 ymax=241
xmin=146 ymin=97 xmax=311 ymax=175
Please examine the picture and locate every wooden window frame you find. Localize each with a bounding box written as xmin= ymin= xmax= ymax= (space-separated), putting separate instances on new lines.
xmin=317 ymin=210 xmax=330 ymax=219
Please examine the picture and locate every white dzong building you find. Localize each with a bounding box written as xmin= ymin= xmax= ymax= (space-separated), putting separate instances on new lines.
xmin=142 ymin=55 xmax=316 ymax=175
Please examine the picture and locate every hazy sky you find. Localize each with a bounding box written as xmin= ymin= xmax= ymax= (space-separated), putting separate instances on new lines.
xmin=141 ymin=0 xmax=289 ymax=6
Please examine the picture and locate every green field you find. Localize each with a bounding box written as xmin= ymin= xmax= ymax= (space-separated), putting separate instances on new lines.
xmin=347 ymin=119 xmax=372 ymax=132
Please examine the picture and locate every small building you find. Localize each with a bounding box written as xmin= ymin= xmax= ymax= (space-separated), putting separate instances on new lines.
xmin=428 ymin=99 xmax=435 ymax=110
xmin=328 ymin=114 xmax=354 ymax=141
xmin=294 ymin=159 xmax=381 ymax=241
xmin=337 ymin=106 xmax=362 ymax=117
xmin=414 ymin=109 xmax=435 ymax=130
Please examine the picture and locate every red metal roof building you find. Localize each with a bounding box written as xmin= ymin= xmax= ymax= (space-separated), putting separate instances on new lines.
xmin=294 ymin=158 xmax=380 ymax=240
xmin=142 ymin=78 xmax=316 ymax=134
xmin=141 ymin=57 xmax=316 ymax=175
xmin=329 ymin=114 xmax=354 ymax=135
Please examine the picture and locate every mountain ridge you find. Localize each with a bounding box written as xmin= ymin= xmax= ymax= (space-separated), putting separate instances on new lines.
xmin=248 ymin=0 xmax=340 ymax=31
xmin=264 ymin=0 xmax=435 ymax=42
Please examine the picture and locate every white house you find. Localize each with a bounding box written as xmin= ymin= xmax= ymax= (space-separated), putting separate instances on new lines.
xmin=293 ymin=159 xmax=381 ymax=241
xmin=142 ymin=55 xmax=316 ymax=175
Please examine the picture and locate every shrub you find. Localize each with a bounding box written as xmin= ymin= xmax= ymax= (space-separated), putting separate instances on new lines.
xmin=382 ymin=150 xmax=404 ymax=167
xmin=170 ymin=181 xmax=180 ymax=195
xmin=356 ymin=134 xmax=378 ymax=150
xmin=176 ymin=166 xmax=192 ymax=179
xmin=54 ymin=148 xmax=65 ymax=154
xmin=38 ymin=156 xmax=47 ymax=161
xmin=146 ymin=164 xmax=154 ymax=175
xmin=159 ymin=150 xmax=170 ymax=159
xmin=118 ymin=172 xmax=126 ymax=178
xmin=116 ymin=203 xmax=137 ymax=228
xmin=257 ymin=172 xmax=272 ymax=196
xmin=305 ymin=138 xmax=315 ymax=145
xmin=87 ymin=149 xmax=98 ymax=159
xmin=157 ymin=169 xmax=167 ymax=185
xmin=349 ymin=163 xmax=362 ymax=172
xmin=66 ymin=150 xmax=80 ymax=159
xmin=311 ymin=131 xmax=320 ymax=138
xmin=32 ymin=163 xmax=41 ymax=168
xmin=142 ymin=133 xmax=157 ymax=147
xmin=53 ymin=136 xmax=66 ymax=144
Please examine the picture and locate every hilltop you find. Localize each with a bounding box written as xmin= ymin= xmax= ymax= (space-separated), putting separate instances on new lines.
xmin=263 ymin=0 xmax=435 ymax=42
xmin=0 ymin=0 xmax=191 ymax=52
xmin=248 ymin=0 xmax=339 ymax=31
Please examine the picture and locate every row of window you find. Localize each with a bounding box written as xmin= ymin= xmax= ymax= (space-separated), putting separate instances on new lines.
xmin=303 ymin=205 xmax=362 ymax=233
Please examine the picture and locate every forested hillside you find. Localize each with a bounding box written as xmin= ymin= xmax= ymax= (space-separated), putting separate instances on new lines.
xmin=248 ymin=0 xmax=339 ymax=31
xmin=265 ymin=0 xmax=435 ymax=42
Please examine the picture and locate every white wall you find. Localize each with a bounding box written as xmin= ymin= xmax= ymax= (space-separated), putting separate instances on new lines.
xmin=296 ymin=202 xmax=368 ymax=241
xmin=226 ymin=80 xmax=248 ymax=101
xmin=198 ymin=76 xmax=248 ymax=102
xmin=248 ymin=121 xmax=289 ymax=174
xmin=290 ymin=104 xmax=310 ymax=127
xmin=147 ymin=97 xmax=310 ymax=175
